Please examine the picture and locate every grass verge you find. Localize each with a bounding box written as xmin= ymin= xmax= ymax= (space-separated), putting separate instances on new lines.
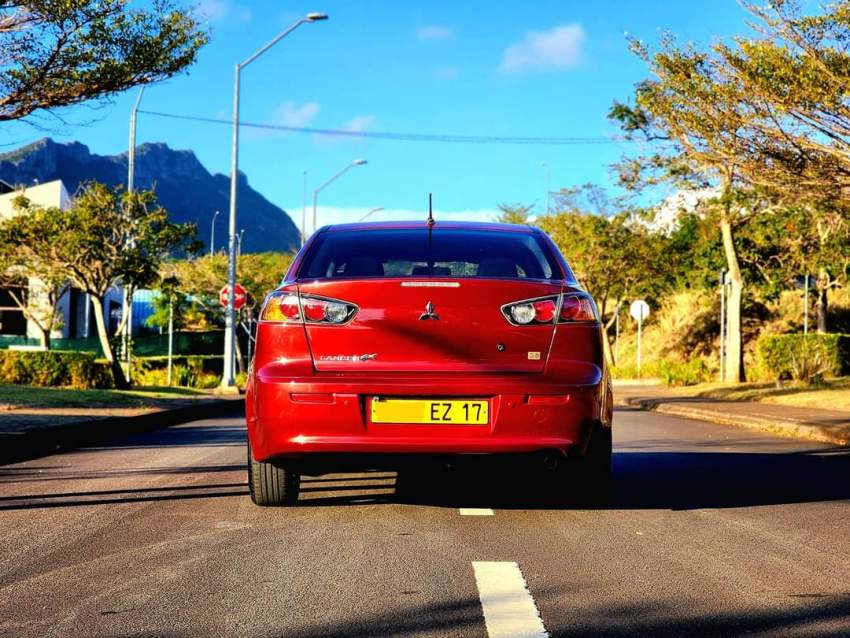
xmin=0 ymin=384 xmax=211 ymax=409
xmin=669 ymin=377 xmax=850 ymax=412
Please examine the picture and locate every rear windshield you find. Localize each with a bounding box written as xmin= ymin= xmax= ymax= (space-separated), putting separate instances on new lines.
xmin=298 ymin=228 xmax=562 ymax=280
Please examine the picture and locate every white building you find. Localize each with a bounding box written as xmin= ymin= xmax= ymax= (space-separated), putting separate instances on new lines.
xmin=0 ymin=179 xmax=124 ymax=344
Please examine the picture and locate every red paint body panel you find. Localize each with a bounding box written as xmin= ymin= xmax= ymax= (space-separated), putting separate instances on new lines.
xmin=246 ymin=222 xmax=611 ymax=464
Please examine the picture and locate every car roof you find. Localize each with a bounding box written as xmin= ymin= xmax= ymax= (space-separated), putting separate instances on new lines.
xmin=322 ymin=220 xmax=539 ymax=234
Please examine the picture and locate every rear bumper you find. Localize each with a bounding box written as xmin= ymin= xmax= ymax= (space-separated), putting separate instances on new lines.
xmin=246 ymin=372 xmax=607 ymax=462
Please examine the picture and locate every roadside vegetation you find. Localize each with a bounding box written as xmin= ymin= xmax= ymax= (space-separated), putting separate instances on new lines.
xmin=0 ymin=383 xmax=209 ymax=410
xmin=501 ymin=2 xmax=850 ymax=392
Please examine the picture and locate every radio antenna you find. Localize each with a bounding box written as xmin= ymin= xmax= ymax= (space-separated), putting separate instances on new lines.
xmin=427 ymin=193 xmax=435 ymax=226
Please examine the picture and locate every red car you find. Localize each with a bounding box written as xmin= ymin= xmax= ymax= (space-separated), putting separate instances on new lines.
xmin=245 ymin=221 xmax=613 ymax=505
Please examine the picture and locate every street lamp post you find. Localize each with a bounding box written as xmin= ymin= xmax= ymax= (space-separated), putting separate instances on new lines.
xmin=312 ymin=159 xmax=367 ymax=234
xmin=210 ymin=210 xmax=220 ymax=257
xmin=237 ymin=229 xmax=245 ymax=258
xmin=221 ymin=12 xmax=328 ymax=391
xmin=540 ymin=160 xmax=550 ymax=216
xmin=122 ymin=86 xmax=146 ymax=384
xmin=301 ymin=170 xmax=308 ymax=246
xmin=359 ymin=207 xmax=384 ymax=221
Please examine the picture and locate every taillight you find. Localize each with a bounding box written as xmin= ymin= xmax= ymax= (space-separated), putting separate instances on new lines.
xmin=501 ymin=293 xmax=597 ymax=325
xmin=558 ymin=294 xmax=596 ymax=322
xmin=259 ymin=291 xmax=357 ymax=324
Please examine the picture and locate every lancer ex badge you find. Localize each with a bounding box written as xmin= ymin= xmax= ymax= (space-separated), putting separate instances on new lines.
xmin=419 ymin=301 xmax=440 ymax=321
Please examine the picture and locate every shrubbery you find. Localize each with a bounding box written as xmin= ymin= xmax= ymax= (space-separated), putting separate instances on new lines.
xmin=133 ymin=355 xmax=222 ymax=389
xmin=756 ymin=334 xmax=850 ymax=382
xmin=0 ymin=351 xmax=112 ymax=388
xmin=658 ymin=357 xmax=714 ymax=386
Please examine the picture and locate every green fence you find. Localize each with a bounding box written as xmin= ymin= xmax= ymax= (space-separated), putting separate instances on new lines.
xmin=0 ymin=330 xmax=224 ymax=358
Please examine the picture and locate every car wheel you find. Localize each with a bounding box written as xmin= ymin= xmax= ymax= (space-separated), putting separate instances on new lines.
xmin=571 ymin=422 xmax=612 ymax=504
xmin=247 ymin=439 xmax=301 ymax=506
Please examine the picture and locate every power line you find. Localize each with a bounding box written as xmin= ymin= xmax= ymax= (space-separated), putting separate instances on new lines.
xmin=138 ymin=109 xmax=633 ymax=146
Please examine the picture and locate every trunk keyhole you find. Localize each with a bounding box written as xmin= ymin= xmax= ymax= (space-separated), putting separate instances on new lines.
xmin=496 ymin=343 xmax=506 ymax=352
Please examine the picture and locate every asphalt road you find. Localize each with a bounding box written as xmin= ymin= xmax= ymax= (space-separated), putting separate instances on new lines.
xmin=1 ymin=408 xmax=849 ymax=637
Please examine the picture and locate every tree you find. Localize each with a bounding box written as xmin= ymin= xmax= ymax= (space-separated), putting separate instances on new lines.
xmin=0 ymin=196 xmax=68 ymax=349
xmin=145 ymin=275 xmax=190 ymax=332
xmin=167 ymin=252 xmax=296 ymax=320
xmin=536 ymin=186 xmax=662 ymax=366
xmin=496 ymin=204 xmax=533 ymax=225
xmin=610 ymin=33 xmax=773 ymax=382
xmin=0 ymin=0 xmax=207 ymax=122
xmin=697 ymin=2 xmax=850 ymax=333
xmin=15 ymin=183 xmax=198 ymax=387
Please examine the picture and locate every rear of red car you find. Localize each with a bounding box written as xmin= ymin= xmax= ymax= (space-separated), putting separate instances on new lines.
xmin=245 ymin=221 xmax=612 ymax=505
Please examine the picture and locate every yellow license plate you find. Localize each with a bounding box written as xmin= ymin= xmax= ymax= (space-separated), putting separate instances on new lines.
xmin=370 ymin=399 xmax=489 ymax=425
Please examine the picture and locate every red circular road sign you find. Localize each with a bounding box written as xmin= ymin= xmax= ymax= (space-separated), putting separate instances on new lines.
xmin=219 ymin=283 xmax=247 ymax=310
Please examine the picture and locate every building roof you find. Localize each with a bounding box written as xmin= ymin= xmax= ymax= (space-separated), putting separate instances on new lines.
xmin=0 ymin=179 xmax=71 ymax=220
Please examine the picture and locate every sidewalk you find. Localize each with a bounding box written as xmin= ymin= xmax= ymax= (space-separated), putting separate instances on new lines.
xmin=614 ymin=382 xmax=850 ymax=446
xmin=0 ymin=395 xmax=244 ymax=464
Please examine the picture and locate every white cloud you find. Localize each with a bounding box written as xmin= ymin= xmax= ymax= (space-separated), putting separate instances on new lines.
xmin=312 ymin=115 xmax=376 ymax=146
xmin=196 ymin=0 xmax=251 ymax=23
xmin=417 ymin=25 xmax=454 ymax=41
xmin=244 ymin=101 xmax=320 ymax=141
xmin=275 ymin=101 xmax=320 ymax=128
xmin=287 ymin=206 xmax=502 ymax=234
xmin=500 ymin=23 xmax=586 ymax=73
xmin=342 ymin=115 xmax=376 ymax=134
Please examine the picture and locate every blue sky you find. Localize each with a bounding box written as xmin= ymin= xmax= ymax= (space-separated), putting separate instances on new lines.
xmin=1 ymin=0 xmax=753 ymax=232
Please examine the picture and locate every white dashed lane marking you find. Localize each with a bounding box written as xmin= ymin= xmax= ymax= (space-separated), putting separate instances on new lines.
xmin=472 ymin=561 xmax=548 ymax=638
xmin=459 ymin=508 xmax=494 ymax=516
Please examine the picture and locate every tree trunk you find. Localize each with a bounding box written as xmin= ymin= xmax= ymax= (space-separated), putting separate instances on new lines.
xmin=91 ymin=295 xmax=129 ymax=389
xmin=37 ymin=326 xmax=50 ymax=351
xmin=720 ymin=215 xmax=745 ymax=383
xmin=816 ymin=268 xmax=829 ymax=334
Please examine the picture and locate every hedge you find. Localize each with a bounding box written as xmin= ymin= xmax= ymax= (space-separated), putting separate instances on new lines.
xmin=132 ymin=355 xmax=223 ymax=389
xmin=0 ymin=351 xmax=113 ymax=388
xmin=756 ymin=333 xmax=850 ymax=381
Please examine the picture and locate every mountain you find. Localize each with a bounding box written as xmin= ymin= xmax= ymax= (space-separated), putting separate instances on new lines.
xmin=0 ymin=138 xmax=300 ymax=253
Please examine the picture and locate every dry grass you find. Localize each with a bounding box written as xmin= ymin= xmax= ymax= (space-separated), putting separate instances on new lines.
xmin=667 ymin=377 xmax=850 ymax=412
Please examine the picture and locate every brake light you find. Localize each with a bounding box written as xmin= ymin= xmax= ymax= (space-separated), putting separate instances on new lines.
xmin=502 ymin=293 xmax=597 ymax=325
xmin=259 ymin=291 xmax=357 ymax=324
xmin=559 ymin=294 xmax=597 ymax=322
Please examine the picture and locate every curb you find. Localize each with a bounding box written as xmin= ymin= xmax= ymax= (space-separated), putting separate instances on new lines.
xmin=0 ymin=398 xmax=244 ymax=465
xmin=618 ymin=397 xmax=849 ymax=446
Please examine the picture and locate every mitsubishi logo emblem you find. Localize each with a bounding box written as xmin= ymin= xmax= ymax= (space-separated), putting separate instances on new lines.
xmin=419 ymin=301 xmax=440 ymax=321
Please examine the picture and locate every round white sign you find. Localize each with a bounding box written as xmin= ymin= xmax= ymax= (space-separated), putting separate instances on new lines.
xmin=630 ymin=299 xmax=650 ymax=321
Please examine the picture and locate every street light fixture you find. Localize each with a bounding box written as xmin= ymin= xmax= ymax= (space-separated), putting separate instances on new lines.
xmin=312 ymin=159 xmax=367 ymax=234
xmin=210 ymin=210 xmax=220 ymax=256
xmin=359 ymin=207 xmax=384 ymax=221
xmin=221 ymin=12 xmax=328 ymax=391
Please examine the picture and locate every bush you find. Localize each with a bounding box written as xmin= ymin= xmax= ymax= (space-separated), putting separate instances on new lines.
xmin=658 ymin=357 xmax=714 ymax=386
xmin=133 ymin=355 xmax=222 ymax=388
xmin=609 ymin=360 xmax=661 ymax=380
xmin=756 ymin=333 xmax=850 ymax=382
xmin=0 ymin=351 xmax=113 ymax=388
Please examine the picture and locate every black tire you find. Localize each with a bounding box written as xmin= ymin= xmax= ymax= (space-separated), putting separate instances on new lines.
xmin=247 ymin=440 xmax=301 ymax=506
xmin=571 ymin=422 xmax=612 ymax=503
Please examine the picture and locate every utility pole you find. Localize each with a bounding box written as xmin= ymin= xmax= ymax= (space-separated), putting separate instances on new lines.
xmin=167 ymin=298 xmax=174 ymax=386
xmin=210 ymin=210 xmax=220 ymax=257
xmin=720 ymin=270 xmax=727 ymax=382
xmin=312 ymin=159 xmax=368 ymax=234
xmin=301 ymin=171 xmax=308 ymax=246
xmin=124 ymin=86 xmax=145 ymax=385
xmin=614 ymin=302 xmax=621 ymax=367
xmin=221 ymin=12 xmax=329 ymax=391
xmin=803 ymin=273 xmax=810 ymax=336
